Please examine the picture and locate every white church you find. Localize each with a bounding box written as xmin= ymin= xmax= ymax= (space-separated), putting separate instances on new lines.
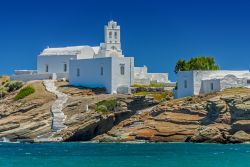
xmin=11 ymin=20 xmax=169 ymax=94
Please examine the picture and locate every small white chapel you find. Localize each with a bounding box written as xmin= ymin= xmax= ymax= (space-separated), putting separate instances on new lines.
xmin=11 ymin=20 xmax=169 ymax=94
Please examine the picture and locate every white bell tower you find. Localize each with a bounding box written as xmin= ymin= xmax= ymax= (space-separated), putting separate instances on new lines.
xmin=104 ymin=20 xmax=121 ymax=52
xmin=95 ymin=20 xmax=123 ymax=58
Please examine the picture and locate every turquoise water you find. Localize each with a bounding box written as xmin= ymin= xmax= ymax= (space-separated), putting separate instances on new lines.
xmin=1 ymin=142 xmax=250 ymax=167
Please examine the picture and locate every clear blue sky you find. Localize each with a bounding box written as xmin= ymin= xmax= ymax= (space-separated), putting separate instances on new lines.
xmin=1 ymin=0 xmax=250 ymax=81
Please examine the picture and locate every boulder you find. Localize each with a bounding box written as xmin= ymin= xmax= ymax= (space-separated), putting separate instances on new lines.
xmin=229 ymin=130 xmax=250 ymax=143
xmin=189 ymin=126 xmax=226 ymax=143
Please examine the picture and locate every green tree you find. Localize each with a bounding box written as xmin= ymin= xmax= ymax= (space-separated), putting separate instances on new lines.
xmin=175 ymin=56 xmax=219 ymax=73
xmin=174 ymin=59 xmax=188 ymax=73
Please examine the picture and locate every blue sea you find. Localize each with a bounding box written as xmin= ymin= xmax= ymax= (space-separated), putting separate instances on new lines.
xmin=0 ymin=142 xmax=250 ymax=167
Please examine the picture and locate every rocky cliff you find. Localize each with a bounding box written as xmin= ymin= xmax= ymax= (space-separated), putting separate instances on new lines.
xmin=0 ymin=81 xmax=158 ymax=142
xmin=0 ymin=81 xmax=55 ymax=140
xmin=94 ymin=88 xmax=250 ymax=143
xmin=2 ymin=80 xmax=250 ymax=144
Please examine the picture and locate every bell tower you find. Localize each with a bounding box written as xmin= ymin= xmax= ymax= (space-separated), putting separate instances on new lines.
xmin=104 ymin=20 xmax=122 ymax=54
xmin=95 ymin=20 xmax=123 ymax=58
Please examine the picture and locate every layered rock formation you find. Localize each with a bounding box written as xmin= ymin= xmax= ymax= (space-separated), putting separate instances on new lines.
xmin=2 ymin=80 xmax=250 ymax=144
xmin=94 ymin=89 xmax=250 ymax=143
xmin=0 ymin=81 xmax=55 ymax=140
xmin=56 ymin=93 xmax=158 ymax=141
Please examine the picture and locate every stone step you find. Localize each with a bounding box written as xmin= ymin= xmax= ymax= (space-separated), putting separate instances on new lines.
xmin=42 ymin=80 xmax=68 ymax=136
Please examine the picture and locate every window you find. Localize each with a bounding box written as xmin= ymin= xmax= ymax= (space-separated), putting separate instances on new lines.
xmin=100 ymin=66 xmax=104 ymax=76
xmin=45 ymin=64 xmax=49 ymax=72
xmin=77 ymin=68 xmax=80 ymax=77
xmin=114 ymin=32 xmax=117 ymax=39
xmin=247 ymin=80 xmax=250 ymax=84
xmin=211 ymin=83 xmax=214 ymax=90
xmin=64 ymin=64 xmax=67 ymax=72
xmin=120 ymin=64 xmax=125 ymax=75
xmin=109 ymin=31 xmax=112 ymax=38
xmin=184 ymin=80 xmax=187 ymax=88
xmin=111 ymin=46 xmax=116 ymax=50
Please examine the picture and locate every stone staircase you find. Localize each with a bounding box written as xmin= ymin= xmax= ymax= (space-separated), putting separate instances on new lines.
xmin=43 ymin=80 xmax=68 ymax=132
xmin=35 ymin=80 xmax=68 ymax=142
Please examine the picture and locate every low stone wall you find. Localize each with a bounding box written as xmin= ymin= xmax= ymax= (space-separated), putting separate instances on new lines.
xmin=10 ymin=74 xmax=52 ymax=82
xmin=10 ymin=73 xmax=69 ymax=82
xmin=56 ymin=73 xmax=69 ymax=80
xmin=15 ymin=70 xmax=37 ymax=75
xmin=131 ymin=86 xmax=174 ymax=93
xmin=134 ymin=78 xmax=150 ymax=85
xmin=148 ymin=73 xmax=168 ymax=83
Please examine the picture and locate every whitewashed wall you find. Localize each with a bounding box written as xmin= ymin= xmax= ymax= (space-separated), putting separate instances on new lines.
xmin=14 ymin=70 xmax=37 ymax=75
xmin=10 ymin=73 xmax=68 ymax=82
xmin=75 ymin=46 xmax=96 ymax=59
xmin=69 ymin=57 xmax=134 ymax=94
xmin=69 ymin=58 xmax=113 ymax=93
xmin=134 ymin=66 xmax=169 ymax=84
xmin=55 ymin=73 xmax=69 ymax=80
xmin=176 ymin=70 xmax=250 ymax=98
xmin=201 ymin=79 xmax=221 ymax=94
xmin=134 ymin=78 xmax=150 ymax=85
xmin=148 ymin=73 xmax=168 ymax=83
xmin=111 ymin=57 xmax=134 ymax=94
xmin=193 ymin=71 xmax=250 ymax=95
xmin=175 ymin=71 xmax=194 ymax=98
xmin=134 ymin=66 xmax=148 ymax=78
xmin=220 ymin=75 xmax=250 ymax=90
xmin=10 ymin=74 xmax=52 ymax=82
xmin=37 ymin=55 xmax=77 ymax=74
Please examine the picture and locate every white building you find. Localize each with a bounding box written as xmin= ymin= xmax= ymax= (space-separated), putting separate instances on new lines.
xmin=37 ymin=46 xmax=97 ymax=76
xmin=134 ymin=66 xmax=169 ymax=84
xmin=11 ymin=20 xmax=168 ymax=94
xmin=174 ymin=70 xmax=250 ymax=98
xmin=69 ymin=57 xmax=134 ymax=94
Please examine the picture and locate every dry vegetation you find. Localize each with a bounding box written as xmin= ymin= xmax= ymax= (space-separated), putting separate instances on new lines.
xmin=0 ymin=76 xmax=9 ymax=85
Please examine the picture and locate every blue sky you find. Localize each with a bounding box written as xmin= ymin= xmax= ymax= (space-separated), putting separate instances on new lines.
xmin=1 ymin=0 xmax=250 ymax=81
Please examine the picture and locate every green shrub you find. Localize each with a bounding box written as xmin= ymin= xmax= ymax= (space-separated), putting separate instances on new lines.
xmin=1 ymin=80 xmax=9 ymax=85
xmin=152 ymin=92 xmax=172 ymax=101
xmin=14 ymin=86 xmax=35 ymax=101
xmin=134 ymin=91 xmax=172 ymax=102
xmin=133 ymin=91 xmax=149 ymax=96
xmin=95 ymin=105 xmax=108 ymax=114
xmin=4 ymin=81 xmax=23 ymax=92
xmin=95 ymin=99 xmax=119 ymax=114
xmin=0 ymin=87 xmax=8 ymax=98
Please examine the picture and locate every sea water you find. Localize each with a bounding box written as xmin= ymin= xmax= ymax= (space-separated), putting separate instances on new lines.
xmin=0 ymin=142 xmax=250 ymax=167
